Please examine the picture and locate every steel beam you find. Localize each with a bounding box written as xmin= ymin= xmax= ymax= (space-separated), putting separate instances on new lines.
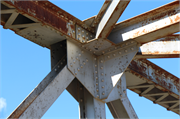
xmin=108 ymin=1 xmax=180 ymax=44
xmin=135 ymin=35 xmax=180 ymax=59
xmin=106 ymin=74 xmax=138 ymax=119
xmin=126 ymin=59 xmax=180 ymax=114
xmin=7 ymin=56 xmax=73 ymax=118
xmin=95 ymin=0 xmax=130 ymax=39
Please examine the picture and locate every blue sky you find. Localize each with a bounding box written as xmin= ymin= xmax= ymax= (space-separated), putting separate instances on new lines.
xmin=0 ymin=0 xmax=179 ymax=119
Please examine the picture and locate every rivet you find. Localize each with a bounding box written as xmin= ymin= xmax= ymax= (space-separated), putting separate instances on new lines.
xmin=123 ymin=90 xmax=126 ymax=93
xmin=102 ymin=92 xmax=105 ymax=95
xmin=80 ymin=87 xmax=82 ymax=90
xmin=77 ymin=68 xmax=80 ymax=71
xmin=72 ymin=30 xmax=75 ymax=33
xmin=119 ymin=52 xmax=121 ymax=54
xmin=101 ymin=67 xmax=103 ymax=69
xmin=82 ymin=40 xmax=85 ymax=43
xmin=125 ymin=50 xmax=127 ymax=52
xmin=86 ymin=37 xmax=89 ymax=40
xmin=90 ymin=49 xmax=92 ymax=52
xmin=73 ymin=60 xmax=76 ymax=63
xmin=83 ymin=62 xmax=86 ymax=65
xmin=101 ymin=73 xmax=104 ymax=76
xmin=70 ymin=63 xmax=73 ymax=67
xmin=131 ymin=41 xmax=134 ymax=43
xmin=113 ymin=54 xmax=116 ymax=56
xmin=80 ymin=99 xmax=83 ymax=102
xmin=76 ymin=57 xmax=78 ymax=60
xmin=95 ymin=71 xmax=98 ymax=74
xmin=82 ymin=50 xmax=84 ymax=53
xmin=58 ymin=65 xmax=60 ymax=68
xmin=115 ymin=47 xmax=117 ymax=49
xmin=55 ymin=69 xmax=57 ymax=72
xmin=96 ymin=89 xmax=99 ymax=92
xmin=94 ymin=58 xmax=97 ymax=60
xmin=96 ymin=83 xmax=98 ymax=86
xmin=120 ymin=94 xmax=122 ymax=97
xmin=78 ymin=33 xmax=81 ymax=36
xmin=126 ymin=43 xmax=128 ymax=45
xmin=102 ymin=51 xmax=105 ymax=54
xmin=82 ymin=30 xmax=84 ymax=33
xmin=78 ymin=28 xmax=80 ymax=31
xmin=108 ymin=56 xmax=110 ymax=58
xmin=96 ymin=77 xmax=98 ymax=80
xmin=81 ymin=65 xmax=83 ymax=68
xmin=86 ymin=59 xmax=88 ymax=62
xmin=86 ymin=33 xmax=88 ymax=35
xmin=101 ymin=60 xmax=103 ymax=63
xmin=102 ymin=86 xmax=104 ymax=88
xmin=97 ymin=95 xmax=99 ymax=98
xmin=95 ymin=64 xmax=97 ymax=67
xmin=101 ymin=79 xmax=104 ymax=82
xmin=94 ymin=52 xmax=96 ymax=54
xmin=61 ymin=62 xmax=63 ymax=65
xmin=90 ymin=35 xmax=93 ymax=38
xmin=79 ymin=54 xmax=81 ymax=57
xmin=75 ymin=72 xmax=77 ymax=75
xmin=131 ymin=48 xmax=134 ymax=50
xmin=82 ymin=35 xmax=85 ymax=38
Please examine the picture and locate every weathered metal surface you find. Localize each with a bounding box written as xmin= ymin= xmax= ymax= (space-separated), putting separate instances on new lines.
xmin=90 ymin=0 xmax=111 ymax=28
xmin=95 ymin=0 xmax=130 ymax=39
xmin=136 ymin=35 xmax=180 ymax=58
xmin=108 ymin=1 xmax=180 ymax=44
xmin=107 ymin=98 xmax=138 ymax=119
xmin=8 ymin=56 xmax=67 ymax=118
xmin=78 ymin=84 xmax=106 ymax=119
xmin=17 ymin=66 xmax=74 ymax=118
xmin=128 ymin=59 xmax=180 ymax=96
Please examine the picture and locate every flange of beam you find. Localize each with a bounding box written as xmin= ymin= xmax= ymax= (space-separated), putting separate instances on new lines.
xmin=108 ymin=1 xmax=180 ymax=44
xmin=135 ymin=35 xmax=180 ymax=59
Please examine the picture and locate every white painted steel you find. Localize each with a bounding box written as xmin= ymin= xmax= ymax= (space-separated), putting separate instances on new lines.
xmin=18 ymin=66 xmax=74 ymax=118
xmin=95 ymin=0 xmax=130 ymax=39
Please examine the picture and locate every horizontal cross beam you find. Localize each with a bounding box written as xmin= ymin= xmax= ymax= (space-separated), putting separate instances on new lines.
xmin=136 ymin=35 xmax=180 ymax=59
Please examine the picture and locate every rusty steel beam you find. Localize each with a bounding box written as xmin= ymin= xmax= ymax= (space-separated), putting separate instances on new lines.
xmin=95 ymin=0 xmax=130 ymax=39
xmin=108 ymin=1 xmax=180 ymax=44
xmin=1 ymin=1 xmax=94 ymax=47
xmin=128 ymin=59 xmax=179 ymax=97
xmin=135 ymin=35 xmax=180 ymax=59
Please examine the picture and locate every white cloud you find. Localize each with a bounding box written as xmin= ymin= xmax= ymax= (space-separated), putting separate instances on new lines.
xmin=0 ymin=97 xmax=6 ymax=112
